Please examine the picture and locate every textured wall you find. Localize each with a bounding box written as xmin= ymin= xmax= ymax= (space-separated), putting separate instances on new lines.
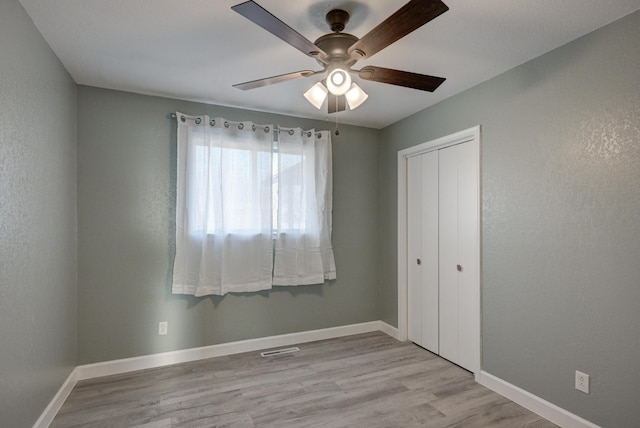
xmin=0 ymin=1 xmax=77 ymax=426
xmin=380 ymin=11 xmax=640 ymax=426
xmin=76 ymin=87 xmax=380 ymax=364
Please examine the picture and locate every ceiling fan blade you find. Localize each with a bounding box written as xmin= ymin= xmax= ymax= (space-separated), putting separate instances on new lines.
xmin=348 ymin=0 xmax=448 ymax=61
xmin=327 ymin=93 xmax=346 ymax=114
xmin=359 ymin=66 xmax=445 ymax=92
xmin=232 ymin=1 xmax=326 ymax=60
xmin=233 ymin=70 xmax=317 ymax=91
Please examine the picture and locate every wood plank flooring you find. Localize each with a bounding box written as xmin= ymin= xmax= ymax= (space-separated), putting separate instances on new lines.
xmin=51 ymin=332 xmax=557 ymax=427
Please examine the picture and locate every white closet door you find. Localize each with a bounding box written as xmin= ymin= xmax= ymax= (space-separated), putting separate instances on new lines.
xmin=456 ymin=141 xmax=479 ymax=373
xmin=420 ymin=152 xmax=439 ymax=352
xmin=439 ymin=141 xmax=479 ymax=373
xmin=401 ymin=126 xmax=480 ymax=375
xmin=407 ymin=155 xmax=422 ymax=345
xmin=438 ymin=144 xmax=459 ymax=364
xmin=407 ymin=152 xmax=439 ymax=352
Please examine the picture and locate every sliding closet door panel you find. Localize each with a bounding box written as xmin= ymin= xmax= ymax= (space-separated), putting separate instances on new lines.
xmin=421 ymin=151 xmax=439 ymax=352
xmin=456 ymin=140 xmax=479 ymax=373
xmin=407 ymin=155 xmax=422 ymax=345
xmin=438 ymin=144 xmax=459 ymax=364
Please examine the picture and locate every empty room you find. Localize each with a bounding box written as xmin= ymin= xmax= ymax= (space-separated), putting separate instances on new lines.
xmin=2 ymin=0 xmax=639 ymax=427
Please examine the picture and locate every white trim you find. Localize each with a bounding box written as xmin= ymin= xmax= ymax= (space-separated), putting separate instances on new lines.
xmin=378 ymin=320 xmax=400 ymax=340
xmin=32 ymin=368 xmax=78 ymax=428
xmin=75 ymin=321 xmax=390 ymax=380
xmin=397 ymin=126 xmax=482 ymax=369
xmin=478 ymin=371 xmax=601 ymax=428
xmin=397 ymin=148 xmax=409 ymax=341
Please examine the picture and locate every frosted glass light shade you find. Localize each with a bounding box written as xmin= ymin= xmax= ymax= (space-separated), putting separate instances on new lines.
xmin=326 ymin=68 xmax=352 ymax=96
xmin=303 ymin=82 xmax=328 ymax=109
xmin=345 ymin=83 xmax=368 ymax=110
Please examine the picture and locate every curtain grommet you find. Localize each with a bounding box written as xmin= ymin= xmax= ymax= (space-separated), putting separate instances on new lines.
xmin=238 ymin=123 xmax=244 ymax=130
xmin=224 ymin=121 xmax=230 ymax=128
xmin=194 ymin=118 xmax=202 ymax=125
xmin=210 ymin=119 xmax=215 ymax=126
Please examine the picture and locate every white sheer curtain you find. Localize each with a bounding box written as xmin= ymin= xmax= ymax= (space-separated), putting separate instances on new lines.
xmin=273 ymin=129 xmax=336 ymax=285
xmin=172 ymin=113 xmax=335 ymax=296
xmin=172 ymin=114 xmax=274 ymax=296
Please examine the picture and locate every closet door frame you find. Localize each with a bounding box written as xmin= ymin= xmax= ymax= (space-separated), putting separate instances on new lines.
xmin=397 ymin=125 xmax=481 ymax=376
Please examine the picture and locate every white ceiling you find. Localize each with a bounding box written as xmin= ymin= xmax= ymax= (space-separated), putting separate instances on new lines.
xmin=19 ymin=0 xmax=640 ymax=128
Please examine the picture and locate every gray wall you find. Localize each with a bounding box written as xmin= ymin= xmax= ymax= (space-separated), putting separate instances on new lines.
xmin=4 ymin=2 xmax=639 ymax=425
xmin=0 ymin=1 xmax=78 ymax=426
xmin=76 ymin=86 xmax=380 ymax=364
xmin=380 ymin=11 xmax=640 ymax=427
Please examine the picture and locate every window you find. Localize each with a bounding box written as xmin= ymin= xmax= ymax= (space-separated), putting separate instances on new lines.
xmin=192 ymin=143 xmax=271 ymax=235
xmin=172 ymin=113 xmax=336 ymax=296
xmin=273 ymin=149 xmax=308 ymax=232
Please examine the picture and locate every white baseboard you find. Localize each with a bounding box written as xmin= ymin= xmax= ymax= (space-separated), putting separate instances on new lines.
xmin=478 ymin=371 xmax=601 ymax=428
xmin=38 ymin=324 xmax=605 ymax=428
xmin=32 ymin=368 xmax=78 ymax=428
xmin=33 ymin=320 xmax=399 ymax=427
xmin=76 ymin=321 xmax=396 ymax=380
xmin=38 ymin=324 xmax=600 ymax=428
xmin=378 ymin=320 xmax=400 ymax=340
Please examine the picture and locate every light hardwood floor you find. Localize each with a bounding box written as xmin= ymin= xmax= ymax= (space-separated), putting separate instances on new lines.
xmin=52 ymin=332 xmax=557 ymax=427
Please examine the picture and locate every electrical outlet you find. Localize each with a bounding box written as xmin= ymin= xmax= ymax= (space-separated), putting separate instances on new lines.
xmin=158 ymin=321 xmax=168 ymax=336
xmin=575 ymin=370 xmax=589 ymax=394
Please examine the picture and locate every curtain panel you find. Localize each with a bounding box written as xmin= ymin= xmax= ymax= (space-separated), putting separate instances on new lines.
xmin=172 ymin=113 xmax=335 ymax=296
xmin=273 ymin=128 xmax=336 ymax=285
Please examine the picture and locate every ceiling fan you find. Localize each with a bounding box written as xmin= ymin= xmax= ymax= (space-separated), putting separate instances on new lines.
xmin=231 ymin=0 xmax=449 ymax=113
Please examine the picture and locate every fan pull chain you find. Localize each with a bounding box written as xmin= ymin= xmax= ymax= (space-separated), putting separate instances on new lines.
xmin=334 ymin=96 xmax=340 ymax=136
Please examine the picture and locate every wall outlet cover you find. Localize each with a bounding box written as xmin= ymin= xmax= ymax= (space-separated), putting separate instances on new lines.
xmin=575 ymin=370 xmax=589 ymax=394
xmin=158 ymin=321 xmax=168 ymax=335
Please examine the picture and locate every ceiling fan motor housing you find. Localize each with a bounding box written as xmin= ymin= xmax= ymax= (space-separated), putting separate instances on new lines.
xmin=313 ymin=9 xmax=360 ymax=67
xmin=314 ymin=32 xmax=359 ymax=67
xmin=326 ymin=9 xmax=350 ymax=32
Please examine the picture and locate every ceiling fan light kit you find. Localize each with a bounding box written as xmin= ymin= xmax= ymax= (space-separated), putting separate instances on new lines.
xmin=303 ymin=80 xmax=368 ymax=111
xmin=326 ymin=66 xmax=352 ymax=96
xmin=345 ymin=83 xmax=368 ymax=110
xmin=303 ymin=81 xmax=329 ymax=109
xmin=231 ymin=0 xmax=449 ymax=114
